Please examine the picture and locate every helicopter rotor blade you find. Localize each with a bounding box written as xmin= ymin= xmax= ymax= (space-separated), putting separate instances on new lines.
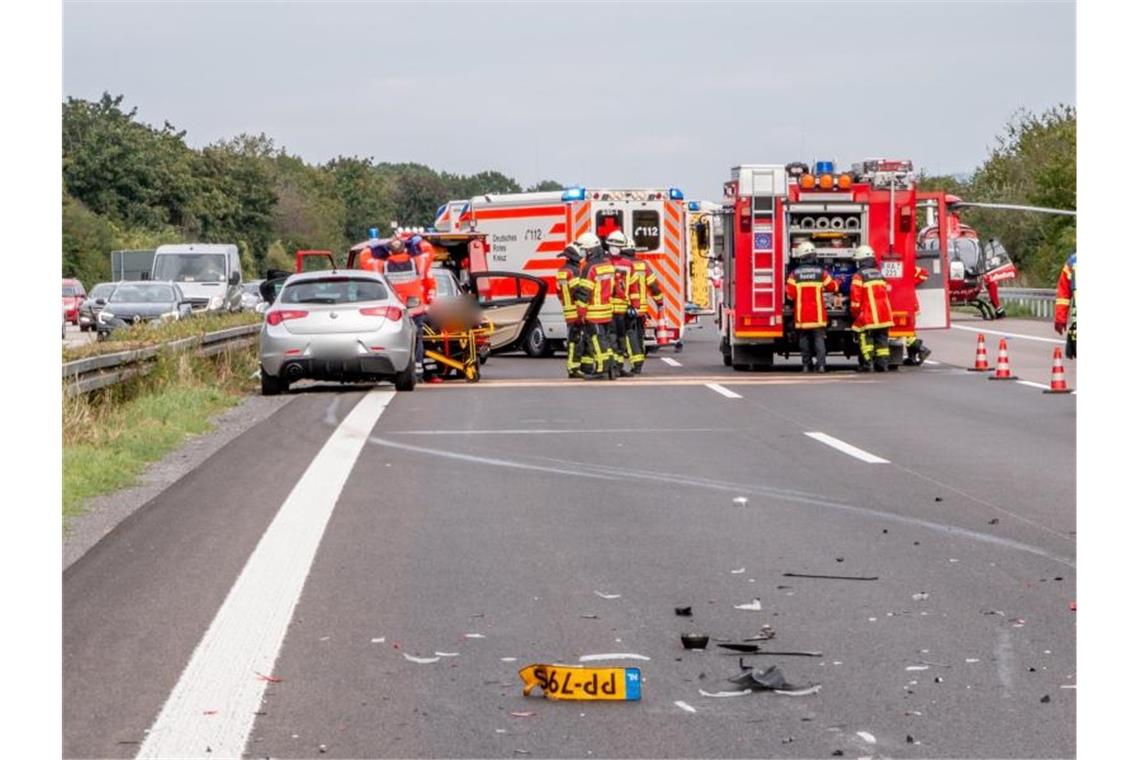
xmin=953 ymin=202 xmax=1076 ymax=217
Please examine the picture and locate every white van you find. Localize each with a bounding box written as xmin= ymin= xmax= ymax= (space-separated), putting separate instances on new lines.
xmin=151 ymin=243 xmax=242 ymax=312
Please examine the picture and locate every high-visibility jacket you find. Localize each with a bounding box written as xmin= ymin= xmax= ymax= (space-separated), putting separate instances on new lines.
xmin=849 ymin=265 xmax=894 ymax=330
xmin=785 ymin=263 xmax=837 ymax=329
xmin=1055 ymin=253 xmax=1076 ymax=325
xmin=628 ymin=259 xmax=664 ymax=316
xmin=384 ymin=252 xmax=436 ymax=316
xmin=611 ymin=255 xmax=633 ymax=313
xmin=555 ymin=261 xmax=585 ymax=323
xmin=914 ymin=265 xmax=929 ymax=285
xmin=576 ymin=259 xmax=616 ymax=324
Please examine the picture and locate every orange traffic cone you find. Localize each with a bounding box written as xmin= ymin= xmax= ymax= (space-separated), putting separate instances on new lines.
xmin=989 ymin=338 xmax=1018 ymax=380
xmin=968 ymin=333 xmax=992 ymax=372
xmin=1043 ymin=346 xmax=1072 ymax=394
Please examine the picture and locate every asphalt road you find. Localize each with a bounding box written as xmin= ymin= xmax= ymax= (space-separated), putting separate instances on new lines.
xmin=63 ymin=318 xmax=1076 ymax=759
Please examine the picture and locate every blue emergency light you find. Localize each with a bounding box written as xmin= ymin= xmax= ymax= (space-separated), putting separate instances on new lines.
xmin=561 ymin=186 xmax=587 ymax=201
xmin=669 ymin=187 xmax=685 ymax=200
xmin=814 ymin=161 xmax=835 ymax=175
xmin=687 ymin=201 xmax=700 ymax=211
xmin=368 ymin=227 xmax=379 ymax=239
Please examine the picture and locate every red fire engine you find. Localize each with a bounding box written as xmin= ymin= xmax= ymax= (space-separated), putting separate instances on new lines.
xmin=717 ymin=160 xmax=950 ymax=370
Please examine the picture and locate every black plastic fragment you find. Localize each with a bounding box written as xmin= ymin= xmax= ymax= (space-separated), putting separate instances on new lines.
xmin=675 ymin=606 xmax=693 ymax=617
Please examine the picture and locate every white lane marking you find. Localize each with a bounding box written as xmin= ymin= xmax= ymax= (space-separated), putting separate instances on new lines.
xmin=950 ymin=323 xmax=1064 ymax=345
xmin=137 ymin=389 xmax=394 ymax=760
xmin=924 ymin=359 xmax=941 ymax=365
xmin=804 ymin=432 xmax=890 ymax=464
xmin=706 ymin=383 xmax=742 ymax=399
xmin=1016 ymin=380 xmax=1052 ymax=390
xmin=386 ymin=427 xmax=724 ymax=435
xmin=674 ymin=700 xmax=697 ymax=713
xmin=661 ymin=357 xmax=682 ymax=367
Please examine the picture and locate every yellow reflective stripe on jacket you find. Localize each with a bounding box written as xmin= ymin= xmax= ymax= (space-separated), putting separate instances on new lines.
xmin=864 ymin=280 xmax=893 ymax=328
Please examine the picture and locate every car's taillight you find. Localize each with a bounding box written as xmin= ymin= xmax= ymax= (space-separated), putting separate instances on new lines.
xmin=266 ymin=309 xmax=308 ymax=326
xmin=360 ymin=306 xmax=404 ymax=321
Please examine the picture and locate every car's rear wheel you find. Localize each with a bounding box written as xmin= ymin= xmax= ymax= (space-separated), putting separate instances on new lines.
xmin=522 ymin=321 xmax=553 ymax=357
xmin=394 ymin=361 xmax=417 ymax=392
xmin=260 ymin=369 xmax=287 ymax=396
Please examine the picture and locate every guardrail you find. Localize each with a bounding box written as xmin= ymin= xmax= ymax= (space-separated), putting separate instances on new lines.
xmin=999 ymin=287 xmax=1056 ymax=319
xmin=62 ymin=324 xmax=261 ymax=395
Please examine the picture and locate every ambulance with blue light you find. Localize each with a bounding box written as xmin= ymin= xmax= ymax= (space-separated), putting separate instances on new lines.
xmin=435 ymin=187 xmax=691 ymax=357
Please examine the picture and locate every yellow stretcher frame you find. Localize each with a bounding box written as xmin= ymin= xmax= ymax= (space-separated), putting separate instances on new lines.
xmin=422 ymin=320 xmax=495 ymax=382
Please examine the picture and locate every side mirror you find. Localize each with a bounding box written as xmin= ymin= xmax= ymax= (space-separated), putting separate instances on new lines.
xmin=229 ymin=271 xmax=241 ymax=286
xmin=140 ymin=272 xmax=150 ymax=281
xmin=95 ymin=298 xmax=106 ymax=306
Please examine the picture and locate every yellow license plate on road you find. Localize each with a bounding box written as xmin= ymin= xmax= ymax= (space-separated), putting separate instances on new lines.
xmin=519 ymin=664 xmax=641 ymax=701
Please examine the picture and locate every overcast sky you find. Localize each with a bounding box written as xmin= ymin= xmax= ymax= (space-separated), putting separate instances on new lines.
xmin=63 ymin=0 xmax=1074 ymax=200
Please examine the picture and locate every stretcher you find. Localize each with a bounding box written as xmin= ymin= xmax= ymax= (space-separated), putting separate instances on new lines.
xmin=422 ymin=319 xmax=494 ymax=382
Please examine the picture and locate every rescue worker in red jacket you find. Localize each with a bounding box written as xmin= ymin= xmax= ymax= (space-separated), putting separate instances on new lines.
xmin=1055 ymin=251 xmax=1076 ymax=358
xmin=555 ymin=243 xmax=588 ymax=378
xmin=573 ymin=232 xmax=617 ymax=379
xmin=383 ymin=237 xmax=436 ymax=379
xmin=849 ymin=244 xmax=895 ymax=372
xmin=785 ymin=241 xmax=838 ymax=373
xmin=625 ymin=241 xmax=664 ymax=374
xmin=903 ymin=264 xmax=933 ymax=366
xmin=607 ymin=230 xmax=635 ymax=377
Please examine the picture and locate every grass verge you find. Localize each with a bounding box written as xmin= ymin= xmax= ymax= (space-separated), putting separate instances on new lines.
xmin=62 ymin=341 xmax=258 ymax=525
xmin=63 ymin=310 xmax=261 ymax=362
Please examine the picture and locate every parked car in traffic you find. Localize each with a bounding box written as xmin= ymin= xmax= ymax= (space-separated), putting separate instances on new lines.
xmin=151 ymin=243 xmax=242 ymax=312
xmin=259 ymin=270 xmax=416 ymax=395
xmin=62 ymin=278 xmax=86 ymax=325
xmin=77 ymin=282 xmax=116 ymax=332
xmin=96 ymin=281 xmax=192 ymax=340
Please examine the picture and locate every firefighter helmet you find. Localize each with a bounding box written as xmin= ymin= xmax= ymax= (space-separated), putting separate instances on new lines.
xmin=558 ymin=243 xmax=583 ymax=263
xmin=605 ymin=230 xmax=628 ymax=250
xmin=795 ymin=241 xmax=817 ymax=259
xmin=388 ymin=237 xmax=406 ymax=253
xmin=855 ymin=244 xmax=875 ymax=261
xmin=576 ymin=232 xmax=601 ymax=249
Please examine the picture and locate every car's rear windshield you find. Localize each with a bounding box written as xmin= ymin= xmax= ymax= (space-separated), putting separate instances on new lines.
xmin=279 ymin=277 xmax=388 ymax=305
xmin=62 ymin=286 xmax=80 ymax=296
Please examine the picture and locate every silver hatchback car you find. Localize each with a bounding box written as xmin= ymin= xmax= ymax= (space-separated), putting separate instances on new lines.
xmin=259 ymin=270 xmax=417 ymax=395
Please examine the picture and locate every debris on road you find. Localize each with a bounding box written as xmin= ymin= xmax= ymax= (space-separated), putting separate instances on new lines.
xmin=255 ymin=672 xmax=283 ymax=683
xmin=594 ymin=590 xmax=622 ymax=600
xmin=681 ymin=634 xmax=709 ymax=650
xmin=501 ymin=657 xmax=518 ymax=662
xmin=1070 ymin=601 xmax=1076 ymax=612
xmin=1041 ymin=695 xmax=1051 ymax=703
xmin=510 ymin=711 xmax=536 ymax=718
xmin=733 ymin=649 xmax=823 ymax=658
xmin=727 ymin=663 xmax=818 ymax=695
xmin=783 ymin=572 xmax=879 ymax=581
xmin=579 ymin=653 xmax=651 ymax=662
xmin=989 ymin=518 xmax=1000 ymax=525
xmin=733 ymin=496 xmax=749 ymax=506
xmin=435 ymin=652 xmax=460 ymax=657
xmin=734 ymin=598 xmax=763 ymax=611
xmin=370 ymin=637 xmax=386 ymax=643
xmin=674 ymin=700 xmax=697 ymax=713
xmin=403 ymin=654 xmax=441 ymax=664
xmin=912 ymin=592 xmax=929 ymax=601
xmin=905 ymin=665 xmax=929 ymax=671
xmin=465 ymin=633 xmax=487 ymax=639
xmin=856 ymin=730 xmax=877 ymax=744
xmin=699 ymin=688 xmax=752 ymax=697
xmin=744 ymin=625 xmax=776 ymax=641
xmin=675 ymin=606 xmax=693 ymax=617
xmin=580 ymin=614 xmax=599 ymax=619
xmin=731 ymin=567 xmax=746 ymax=574
xmin=519 ymin=663 xmax=642 ymax=701
xmin=719 ymin=643 xmax=761 ymax=653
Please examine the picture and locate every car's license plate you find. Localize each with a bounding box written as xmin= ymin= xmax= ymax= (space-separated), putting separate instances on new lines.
xmin=518 ymin=664 xmax=641 ymax=701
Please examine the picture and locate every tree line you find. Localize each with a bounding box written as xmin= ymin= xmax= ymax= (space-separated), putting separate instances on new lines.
xmin=63 ymin=93 xmax=1075 ymax=287
xmin=62 ymin=93 xmax=563 ymax=284
xmin=918 ymin=104 xmax=1076 ymax=286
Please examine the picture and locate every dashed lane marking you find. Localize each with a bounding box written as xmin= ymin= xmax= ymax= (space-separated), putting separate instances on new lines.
xmin=706 ymin=383 xmax=743 ymax=399
xmin=950 ymin=323 xmax=1064 ymax=345
xmin=661 ymin=357 xmax=683 ymax=367
xmin=1016 ymin=380 xmax=1051 ymax=390
xmin=137 ymin=389 xmax=395 ymax=760
xmin=804 ymin=432 xmax=890 ymax=464
xmin=420 ymin=376 xmax=872 ymax=390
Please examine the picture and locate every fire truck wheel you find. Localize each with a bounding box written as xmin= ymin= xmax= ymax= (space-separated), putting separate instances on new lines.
xmin=523 ymin=321 xmax=553 ymax=358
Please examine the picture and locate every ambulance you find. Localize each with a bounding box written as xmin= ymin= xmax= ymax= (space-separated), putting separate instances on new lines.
xmin=434 ymin=187 xmax=690 ymax=356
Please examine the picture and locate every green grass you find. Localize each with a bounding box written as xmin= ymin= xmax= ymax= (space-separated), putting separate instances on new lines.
xmin=63 ymin=311 xmax=261 ymax=362
xmin=62 ymin=342 xmax=258 ymax=526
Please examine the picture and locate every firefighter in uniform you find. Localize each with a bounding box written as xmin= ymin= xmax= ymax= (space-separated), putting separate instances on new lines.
xmin=903 ymin=264 xmax=933 ymax=366
xmin=849 ymin=244 xmax=894 ymax=372
xmin=574 ymin=232 xmax=617 ymax=380
xmin=607 ymin=230 xmax=634 ymax=377
xmin=785 ymin=241 xmax=837 ymax=372
xmin=625 ymin=241 xmax=664 ymax=374
xmin=555 ymin=243 xmax=588 ymax=378
xmin=1054 ymin=251 xmax=1076 ymax=358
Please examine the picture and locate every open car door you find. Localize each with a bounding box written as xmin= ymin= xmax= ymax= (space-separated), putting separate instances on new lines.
xmin=914 ymin=192 xmax=951 ymax=329
xmin=295 ymin=250 xmax=338 ymax=273
xmin=468 ymin=271 xmax=548 ymax=354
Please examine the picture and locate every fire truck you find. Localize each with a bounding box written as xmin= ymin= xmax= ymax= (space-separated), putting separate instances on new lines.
xmin=434 ymin=187 xmax=690 ymax=356
xmin=717 ymin=160 xmax=950 ymax=370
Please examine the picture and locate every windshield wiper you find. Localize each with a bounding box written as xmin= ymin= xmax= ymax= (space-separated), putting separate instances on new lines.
xmin=295 ymin=297 xmax=341 ymax=304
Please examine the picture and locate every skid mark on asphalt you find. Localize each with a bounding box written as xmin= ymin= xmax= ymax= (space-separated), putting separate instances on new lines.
xmin=804 ymin=432 xmax=890 ymax=463
xmin=367 ymin=438 xmax=1073 ymax=567
xmin=137 ymin=389 xmax=395 ymax=760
